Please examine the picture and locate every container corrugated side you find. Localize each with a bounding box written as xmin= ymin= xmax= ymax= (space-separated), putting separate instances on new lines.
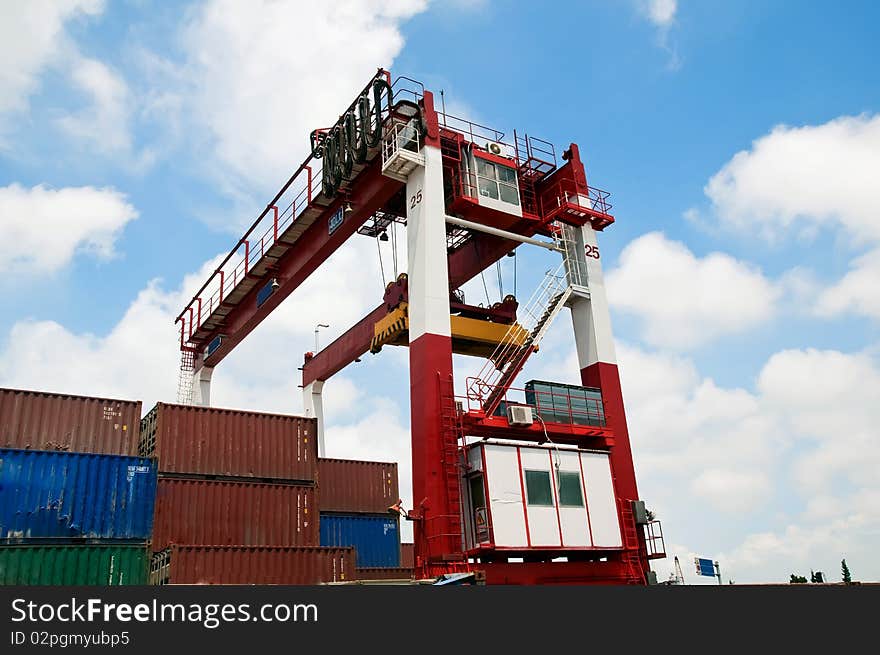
xmin=319 ymin=513 xmax=400 ymax=567
xmin=140 ymin=403 xmax=317 ymax=481
xmin=401 ymin=542 xmax=414 ymax=569
xmin=0 ymin=449 xmax=156 ymax=540
xmin=0 ymin=544 xmax=148 ymax=585
xmin=0 ymin=387 xmax=140 ymax=455
xmin=317 ymin=458 xmax=398 ymax=514
xmin=150 ymin=545 xmax=355 ymax=585
xmin=152 ymin=477 xmax=317 ymax=551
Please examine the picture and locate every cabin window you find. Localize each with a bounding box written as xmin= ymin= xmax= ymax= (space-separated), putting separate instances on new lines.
xmin=525 ymin=469 xmax=553 ymax=506
xmin=475 ymin=157 xmax=520 ymax=206
xmin=557 ymin=471 xmax=584 ymax=507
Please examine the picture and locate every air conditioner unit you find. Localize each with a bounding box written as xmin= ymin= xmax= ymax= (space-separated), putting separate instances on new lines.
xmin=506 ymin=404 xmax=533 ymax=427
xmin=486 ymin=141 xmax=503 ymax=156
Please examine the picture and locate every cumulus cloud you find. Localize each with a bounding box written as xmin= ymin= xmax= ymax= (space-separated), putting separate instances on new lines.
xmin=605 ymin=232 xmax=780 ymax=348
xmin=815 ymin=248 xmax=880 ymax=320
xmin=173 ymin=0 xmax=429 ymax=210
xmin=705 ymin=114 xmax=880 ymax=244
xmin=0 ymin=0 xmax=104 ymax=120
xmin=0 ymin=183 xmax=138 ymax=274
xmin=56 ymin=57 xmax=142 ymax=161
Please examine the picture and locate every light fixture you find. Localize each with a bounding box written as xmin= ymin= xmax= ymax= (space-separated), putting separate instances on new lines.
xmin=506 ymin=251 xmax=515 ymax=257
xmin=314 ymin=323 xmax=329 ymax=352
xmin=343 ymin=201 xmax=353 ymax=214
xmin=387 ymin=499 xmax=405 ymax=517
xmin=379 ymin=231 xmax=389 ymax=242
xmin=271 ymin=277 xmax=280 ymax=289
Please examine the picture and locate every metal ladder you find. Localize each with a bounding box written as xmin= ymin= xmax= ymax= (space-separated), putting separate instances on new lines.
xmin=619 ymin=503 xmax=646 ymax=584
xmin=176 ymin=349 xmax=195 ymax=405
xmin=421 ymin=374 xmax=470 ymax=578
xmin=553 ymin=221 xmax=588 ymax=288
xmin=468 ymin=263 xmax=573 ymax=416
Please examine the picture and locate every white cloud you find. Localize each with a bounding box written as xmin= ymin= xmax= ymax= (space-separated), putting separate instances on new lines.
xmin=175 ymin=0 xmax=429 ymax=208
xmin=616 ymin=343 xmax=880 ymax=583
xmin=0 ymin=0 xmax=104 ymax=120
xmin=643 ymin=0 xmax=677 ymax=27
xmin=0 ymin=183 xmax=138 ymax=274
xmin=704 ymin=114 xmax=880 ymax=244
xmin=56 ymin=57 xmax=140 ymax=160
xmin=606 ymin=232 xmax=780 ymax=348
xmin=815 ymin=248 xmax=880 ymax=320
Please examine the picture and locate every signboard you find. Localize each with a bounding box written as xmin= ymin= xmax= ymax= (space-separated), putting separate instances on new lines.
xmin=328 ymin=207 xmax=344 ymax=235
xmin=475 ymin=507 xmax=490 ymax=543
xmin=695 ymin=558 xmax=716 ymax=577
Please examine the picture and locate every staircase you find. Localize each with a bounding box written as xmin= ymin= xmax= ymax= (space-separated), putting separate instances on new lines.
xmin=176 ymin=349 xmax=195 ymax=405
xmin=468 ymin=264 xmax=573 ymax=417
xmin=552 ymin=222 xmax=588 ymax=288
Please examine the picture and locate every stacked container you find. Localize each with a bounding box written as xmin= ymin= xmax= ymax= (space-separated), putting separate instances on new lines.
xmin=316 ymin=458 xmax=409 ymax=578
xmin=0 ymin=388 xmax=155 ymax=585
xmin=142 ymin=403 xmax=354 ymax=584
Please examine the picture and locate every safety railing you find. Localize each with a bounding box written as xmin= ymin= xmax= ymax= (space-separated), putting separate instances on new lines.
xmin=541 ymin=177 xmax=614 ymax=218
xmin=382 ymin=117 xmax=424 ymax=166
xmin=462 ymin=380 xmax=607 ymax=429
xmin=175 ymin=70 xmax=399 ymax=348
xmin=644 ymin=520 xmax=666 ymax=559
xmin=391 ymin=75 xmax=424 ymax=103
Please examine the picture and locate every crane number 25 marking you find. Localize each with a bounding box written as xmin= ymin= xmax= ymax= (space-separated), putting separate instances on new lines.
xmin=584 ymin=245 xmax=600 ymax=259
xmin=410 ymin=190 xmax=423 ymax=208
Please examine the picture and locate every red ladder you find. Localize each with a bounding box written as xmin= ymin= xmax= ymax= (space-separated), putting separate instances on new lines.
xmin=619 ymin=502 xmax=646 ymax=585
xmin=422 ymin=374 xmax=470 ymax=578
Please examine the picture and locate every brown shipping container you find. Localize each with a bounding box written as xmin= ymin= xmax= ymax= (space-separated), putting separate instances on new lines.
xmin=151 ymin=545 xmax=356 ymax=585
xmin=0 ymin=387 xmax=140 ymax=455
xmin=152 ymin=478 xmax=318 ymax=551
xmin=140 ymin=403 xmax=316 ymax=480
xmin=401 ymin=542 xmax=414 ymax=569
xmin=317 ymin=458 xmax=399 ymax=514
xmin=356 ymin=567 xmax=414 ymax=581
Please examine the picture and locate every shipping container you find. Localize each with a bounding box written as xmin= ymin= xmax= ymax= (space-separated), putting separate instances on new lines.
xmin=0 ymin=544 xmax=148 ymax=585
xmin=355 ymin=567 xmax=413 ymax=581
xmin=319 ymin=513 xmax=400 ymax=567
xmin=0 ymin=449 xmax=156 ymax=541
xmin=401 ymin=542 xmax=414 ymax=569
xmin=151 ymin=545 xmax=355 ymax=585
xmin=152 ymin=477 xmax=317 ymax=551
xmin=317 ymin=458 xmax=398 ymax=514
xmin=140 ymin=403 xmax=317 ymax=481
xmin=0 ymin=387 xmax=141 ymax=455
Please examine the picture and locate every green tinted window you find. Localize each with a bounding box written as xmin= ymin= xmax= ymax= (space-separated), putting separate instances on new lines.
xmin=557 ymin=471 xmax=584 ymax=507
xmin=525 ymin=470 xmax=553 ymax=506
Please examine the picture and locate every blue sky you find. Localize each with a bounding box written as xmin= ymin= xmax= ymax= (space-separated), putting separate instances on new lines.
xmin=1 ymin=0 xmax=878 ymax=584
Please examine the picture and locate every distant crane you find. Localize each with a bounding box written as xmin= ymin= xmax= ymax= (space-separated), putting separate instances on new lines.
xmin=666 ymin=556 xmax=686 ymax=585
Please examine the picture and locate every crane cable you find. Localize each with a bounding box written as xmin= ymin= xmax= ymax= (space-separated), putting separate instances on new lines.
xmin=376 ymin=236 xmax=386 ymax=290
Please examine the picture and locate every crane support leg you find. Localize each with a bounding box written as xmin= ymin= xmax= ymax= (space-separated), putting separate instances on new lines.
xmin=191 ymin=365 xmax=214 ymax=406
xmin=406 ymin=142 xmax=456 ymax=569
xmin=567 ymin=224 xmax=646 ymax=581
xmin=302 ymin=379 xmax=326 ymax=457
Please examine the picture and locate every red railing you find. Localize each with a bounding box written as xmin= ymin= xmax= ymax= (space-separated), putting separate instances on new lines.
xmin=461 ymin=379 xmax=607 ymax=428
xmin=540 ymin=176 xmax=613 ymax=221
xmin=175 ymin=70 xmax=400 ymax=348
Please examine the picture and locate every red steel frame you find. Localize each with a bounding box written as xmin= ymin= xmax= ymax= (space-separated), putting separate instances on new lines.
xmin=175 ymin=69 xmax=654 ymax=585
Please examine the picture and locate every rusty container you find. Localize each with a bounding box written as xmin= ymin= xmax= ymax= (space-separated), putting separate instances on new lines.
xmin=317 ymin=458 xmax=398 ymax=514
xmin=0 ymin=387 xmax=140 ymax=455
xmin=400 ymin=542 xmax=414 ymax=569
xmin=150 ymin=545 xmax=355 ymax=585
xmin=151 ymin=477 xmax=318 ymax=551
xmin=140 ymin=403 xmax=317 ymax=481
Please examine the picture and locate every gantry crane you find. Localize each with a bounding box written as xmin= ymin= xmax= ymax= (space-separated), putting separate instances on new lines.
xmin=174 ymin=69 xmax=665 ymax=585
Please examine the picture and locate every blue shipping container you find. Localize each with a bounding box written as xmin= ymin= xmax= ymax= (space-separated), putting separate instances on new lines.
xmin=0 ymin=448 xmax=156 ymax=541
xmin=319 ymin=513 xmax=399 ymax=567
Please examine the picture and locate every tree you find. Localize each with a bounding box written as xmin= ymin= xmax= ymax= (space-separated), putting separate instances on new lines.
xmin=790 ymin=574 xmax=807 ymax=584
xmin=841 ymin=559 xmax=852 ymax=584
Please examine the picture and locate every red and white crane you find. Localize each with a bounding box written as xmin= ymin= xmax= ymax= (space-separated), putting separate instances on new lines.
xmin=174 ymin=69 xmax=665 ymax=585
